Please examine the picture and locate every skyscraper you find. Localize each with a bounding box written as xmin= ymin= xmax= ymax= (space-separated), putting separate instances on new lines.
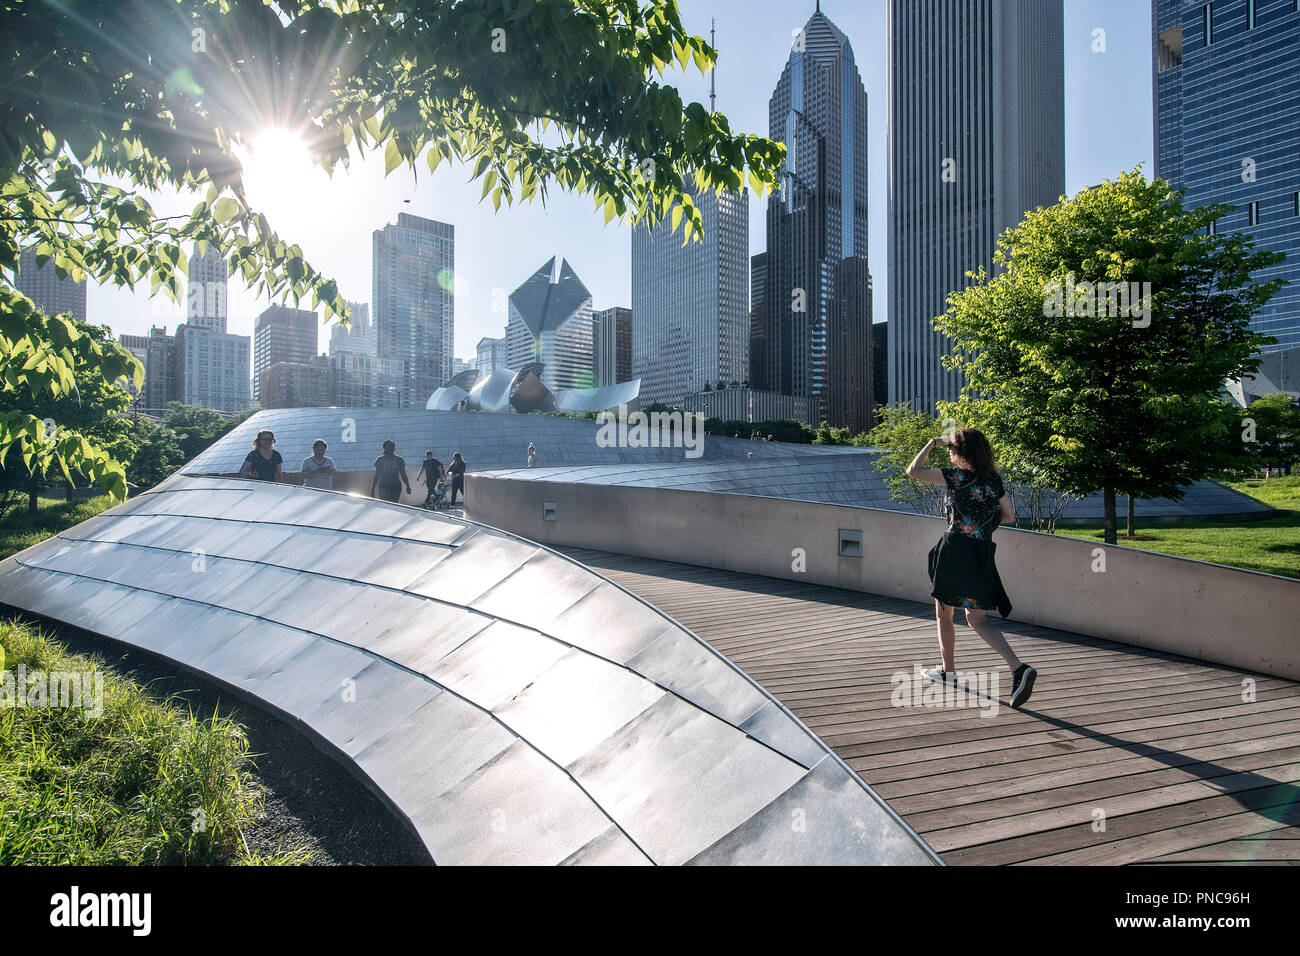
xmin=592 ymin=307 xmax=633 ymax=387
xmin=1154 ymin=0 xmax=1300 ymax=352
xmin=17 ymin=247 xmax=87 ymax=323
xmin=329 ymin=300 xmax=375 ymax=357
xmin=254 ymin=304 xmax=318 ymax=402
xmin=172 ymin=242 xmax=251 ymax=413
xmin=888 ymin=0 xmax=1065 ymax=412
xmin=756 ymin=6 xmax=870 ymax=426
xmin=631 ymin=186 xmax=749 ymax=406
xmin=252 ymin=303 xmax=318 ymax=400
xmin=506 ymin=257 xmax=595 ymax=392
xmin=828 ymin=256 xmax=874 ymax=432
xmin=186 ymin=242 xmax=229 ymax=332
xmin=372 ymin=213 xmax=455 ymax=407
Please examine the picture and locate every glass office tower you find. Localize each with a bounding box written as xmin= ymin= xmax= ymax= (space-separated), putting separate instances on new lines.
xmin=372 ymin=213 xmax=455 ymax=407
xmin=1154 ymin=0 xmax=1300 ymax=352
xmin=631 ymin=186 xmax=749 ymax=407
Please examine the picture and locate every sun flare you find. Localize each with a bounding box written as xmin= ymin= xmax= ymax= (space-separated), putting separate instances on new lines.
xmin=245 ymin=128 xmax=310 ymax=182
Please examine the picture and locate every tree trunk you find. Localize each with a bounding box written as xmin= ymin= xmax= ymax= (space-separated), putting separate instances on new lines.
xmin=27 ymin=488 xmax=38 ymax=516
xmin=1103 ymin=487 xmax=1117 ymax=546
xmin=1126 ymin=495 xmax=1135 ymax=539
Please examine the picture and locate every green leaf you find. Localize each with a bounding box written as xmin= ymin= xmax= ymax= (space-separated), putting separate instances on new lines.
xmin=212 ymin=197 xmax=240 ymax=223
xmin=384 ymin=140 xmax=403 ymax=175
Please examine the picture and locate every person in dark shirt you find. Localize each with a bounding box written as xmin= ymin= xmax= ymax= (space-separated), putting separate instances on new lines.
xmin=241 ymin=430 xmax=283 ymax=482
xmin=417 ymin=450 xmax=445 ymax=506
xmin=447 ymin=452 xmax=467 ymax=505
xmin=905 ymin=427 xmax=1037 ymax=709
xmin=370 ymin=439 xmax=411 ymax=502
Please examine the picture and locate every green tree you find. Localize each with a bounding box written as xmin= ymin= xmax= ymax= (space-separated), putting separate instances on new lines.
xmin=936 ymin=169 xmax=1283 ymax=544
xmin=0 ymin=320 xmax=136 ymax=518
xmin=162 ymin=402 xmax=258 ymax=463
xmin=864 ymin=404 xmax=953 ymax=516
xmin=811 ymin=422 xmax=862 ymax=446
xmin=124 ymin=417 xmax=188 ymax=489
xmin=1242 ymin=393 xmax=1300 ymax=476
xmin=1 ymin=0 xmax=784 ymax=499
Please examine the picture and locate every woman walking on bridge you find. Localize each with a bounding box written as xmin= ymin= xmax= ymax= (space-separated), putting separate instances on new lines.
xmin=905 ymin=427 xmax=1037 ymax=708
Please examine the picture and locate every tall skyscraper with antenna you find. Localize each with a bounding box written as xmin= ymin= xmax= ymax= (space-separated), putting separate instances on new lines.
xmin=631 ymin=19 xmax=749 ymax=408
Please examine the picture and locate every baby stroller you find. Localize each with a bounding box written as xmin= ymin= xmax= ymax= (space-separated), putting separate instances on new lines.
xmin=424 ymin=476 xmax=449 ymax=510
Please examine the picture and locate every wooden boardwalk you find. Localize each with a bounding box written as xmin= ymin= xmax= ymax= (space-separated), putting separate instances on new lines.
xmin=561 ymin=548 xmax=1300 ymax=866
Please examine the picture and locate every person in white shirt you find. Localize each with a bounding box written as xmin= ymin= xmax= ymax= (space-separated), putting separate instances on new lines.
xmin=300 ymin=439 xmax=337 ymax=490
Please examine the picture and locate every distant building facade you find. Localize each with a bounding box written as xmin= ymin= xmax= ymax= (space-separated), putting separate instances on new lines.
xmin=17 ymin=247 xmax=87 ymax=323
xmin=476 ymin=336 xmax=508 ymax=376
xmin=329 ymin=300 xmax=375 ymax=357
xmin=186 ymin=242 xmax=229 ymax=332
xmin=506 ymin=257 xmax=595 ymax=391
xmin=117 ymin=333 xmax=149 ymax=400
xmin=888 ymin=0 xmax=1065 ymax=412
xmin=143 ymin=326 xmax=176 ymax=413
xmin=373 ymin=214 xmax=455 ymax=406
xmin=631 ymin=186 xmax=748 ymax=406
xmin=261 ymin=358 xmax=330 ymax=409
xmin=592 ymin=307 xmax=633 ymax=386
xmin=254 ymin=304 xmax=318 ymax=403
xmin=827 ymin=257 xmax=874 ymax=433
xmin=1153 ymin=0 xmax=1300 ymax=352
xmin=174 ymin=324 xmax=250 ymax=413
xmin=872 ymin=321 xmax=888 ymax=415
xmin=328 ymin=352 xmax=403 ymax=408
xmin=680 ymin=386 xmax=811 ymax=425
xmin=749 ymin=252 xmax=767 ymax=388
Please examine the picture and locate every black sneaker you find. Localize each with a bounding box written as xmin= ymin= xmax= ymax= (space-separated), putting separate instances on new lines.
xmin=1009 ymin=664 xmax=1037 ymax=708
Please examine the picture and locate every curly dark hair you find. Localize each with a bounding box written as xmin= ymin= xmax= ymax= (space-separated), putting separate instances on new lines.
xmin=949 ymin=427 xmax=996 ymax=477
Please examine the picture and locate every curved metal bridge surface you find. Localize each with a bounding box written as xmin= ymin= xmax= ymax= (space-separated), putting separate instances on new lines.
xmin=0 ymin=476 xmax=938 ymax=866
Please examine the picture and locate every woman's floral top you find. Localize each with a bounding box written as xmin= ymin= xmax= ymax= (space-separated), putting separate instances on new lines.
xmin=941 ymin=467 xmax=1004 ymax=541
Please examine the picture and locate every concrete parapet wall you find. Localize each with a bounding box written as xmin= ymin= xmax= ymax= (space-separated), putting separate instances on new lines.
xmin=467 ymin=475 xmax=1300 ymax=681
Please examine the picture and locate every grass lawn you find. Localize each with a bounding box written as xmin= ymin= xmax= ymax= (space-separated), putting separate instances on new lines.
xmin=1055 ymin=476 xmax=1300 ymax=580
xmin=0 ymin=494 xmax=116 ymax=562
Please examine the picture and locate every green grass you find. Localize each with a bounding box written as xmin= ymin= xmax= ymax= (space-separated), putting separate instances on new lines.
xmin=1055 ymin=476 xmax=1300 ymax=580
xmin=0 ymin=495 xmax=116 ymax=562
xmin=0 ymin=617 xmax=303 ymax=864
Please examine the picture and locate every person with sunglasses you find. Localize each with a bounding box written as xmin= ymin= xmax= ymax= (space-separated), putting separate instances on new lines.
xmin=241 ymin=430 xmax=283 ymax=482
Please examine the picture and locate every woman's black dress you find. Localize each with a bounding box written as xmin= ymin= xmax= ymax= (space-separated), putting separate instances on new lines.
xmin=927 ymin=467 xmax=1012 ymax=617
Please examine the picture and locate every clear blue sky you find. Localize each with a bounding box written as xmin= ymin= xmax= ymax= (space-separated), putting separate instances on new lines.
xmin=89 ymin=0 xmax=1154 ymax=360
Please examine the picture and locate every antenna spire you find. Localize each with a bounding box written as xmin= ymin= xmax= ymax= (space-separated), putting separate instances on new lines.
xmin=709 ymin=18 xmax=716 ymax=113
